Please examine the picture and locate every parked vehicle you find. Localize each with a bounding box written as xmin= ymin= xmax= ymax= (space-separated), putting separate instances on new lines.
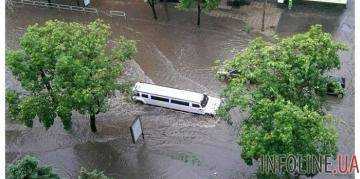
xmin=327 ymin=75 xmax=345 ymax=98
xmin=227 ymin=0 xmax=250 ymax=8
xmin=277 ymin=0 xmax=348 ymax=8
xmin=132 ymin=82 xmax=222 ymax=115
xmin=216 ymin=67 xmax=239 ymax=80
xmin=159 ymin=0 xmax=179 ymax=2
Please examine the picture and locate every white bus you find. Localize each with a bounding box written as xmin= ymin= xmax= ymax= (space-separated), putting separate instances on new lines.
xmin=132 ymin=82 xmax=222 ymax=116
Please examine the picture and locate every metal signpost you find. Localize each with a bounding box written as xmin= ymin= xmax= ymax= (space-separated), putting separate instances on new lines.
xmin=130 ymin=116 xmax=144 ymax=143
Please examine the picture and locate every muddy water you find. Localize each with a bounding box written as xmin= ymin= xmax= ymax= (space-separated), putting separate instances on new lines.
xmin=5 ymin=0 xmax=354 ymax=178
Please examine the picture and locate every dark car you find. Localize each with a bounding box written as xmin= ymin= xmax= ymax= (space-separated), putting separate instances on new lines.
xmin=326 ymin=76 xmax=345 ymax=98
xmin=159 ymin=0 xmax=179 ymax=2
xmin=216 ymin=68 xmax=239 ymax=80
xmin=227 ymin=0 xmax=250 ymax=7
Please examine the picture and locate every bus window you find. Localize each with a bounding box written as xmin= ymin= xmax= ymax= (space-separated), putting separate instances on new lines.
xmin=192 ymin=103 xmax=200 ymax=108
xmin=142 ymin=94 xmax=149 ymax=98
xmin=171 ymin=99 xmax=189 ymax=106
xmin=135 ymin=92 xmax=140 ymax=96
xmin=151 ymin=95 xmax=169 ymax=102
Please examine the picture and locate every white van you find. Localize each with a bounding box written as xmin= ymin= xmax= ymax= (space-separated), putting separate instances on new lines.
xmin=132 ymin=82 xmax=221 ymax=116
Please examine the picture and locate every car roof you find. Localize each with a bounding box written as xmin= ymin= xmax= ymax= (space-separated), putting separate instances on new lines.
xmin=133 ymin=82 xmax=204 ymax=103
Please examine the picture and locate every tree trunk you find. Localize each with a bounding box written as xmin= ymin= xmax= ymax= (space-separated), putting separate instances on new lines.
xmin=90 ymin=114 xmax=97 ymax=133
xmin=197 ymin=0 xmax=201 ymax=26
xmin=261 ymin=0 xmax=267 ymax=31
xmin=148 ymin=0 xmax=158 ymax=20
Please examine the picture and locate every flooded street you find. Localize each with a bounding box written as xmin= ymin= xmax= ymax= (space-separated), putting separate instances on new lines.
xmin=5 ymin=0 xmax=354 ymax=178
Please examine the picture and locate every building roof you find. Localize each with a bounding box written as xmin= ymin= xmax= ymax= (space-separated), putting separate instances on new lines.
xmin=133 ymin=82 xmax=204 ymax=103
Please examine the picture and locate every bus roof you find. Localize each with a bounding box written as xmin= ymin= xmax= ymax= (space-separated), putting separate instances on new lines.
xmin=133 ymin=82 xmax=204 ymax=103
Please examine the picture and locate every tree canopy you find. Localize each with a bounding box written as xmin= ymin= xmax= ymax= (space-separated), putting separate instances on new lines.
xmin=6 ymin=155 xmax=59 ymax=179
xmin=217 ymin=25 xmax=345 ymax=175
xmin=6 ymin=20 xmax=137 ymax=132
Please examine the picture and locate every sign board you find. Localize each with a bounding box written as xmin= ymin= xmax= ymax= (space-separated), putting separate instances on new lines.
xmin=83 ymin=0 xmax=90 ymax=6
xmin=130 ymin=116 xmax=144 ymax=143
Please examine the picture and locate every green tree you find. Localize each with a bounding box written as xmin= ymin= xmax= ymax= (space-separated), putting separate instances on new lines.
xmin=217 ymin=25 xmax=345 ymax=175
xmin=178 ymin=0 xmax=220 ymax=26
xmin=220 ymin=25 xmax=346 ymax=117
xmin=78 ymin=167 xmax=111 ymax=179
xmin=6 ymin=20 xmax=137 ymax=133
xmin=7 ymin=155 xmax=59 ymax=179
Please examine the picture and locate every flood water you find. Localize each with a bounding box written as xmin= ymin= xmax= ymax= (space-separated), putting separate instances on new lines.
xmin=5 ymin=0 xmax=354 ymax=178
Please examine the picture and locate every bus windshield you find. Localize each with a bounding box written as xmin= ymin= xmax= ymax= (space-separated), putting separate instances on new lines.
xmin=201 ymin=94 xmax=209 ymax=107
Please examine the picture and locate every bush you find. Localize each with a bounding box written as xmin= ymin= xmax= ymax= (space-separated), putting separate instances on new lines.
xmin=78 ymin=167 xmax=111 ymax=179
xmin=6 ymin=155 xmax=59 ymax=179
